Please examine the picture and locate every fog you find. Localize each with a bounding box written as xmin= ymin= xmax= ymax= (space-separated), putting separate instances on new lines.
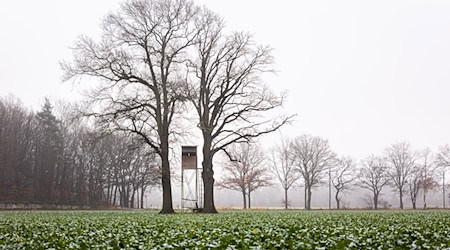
xmin=1 ymin=0 xmax=450 ymax=210
xmin=143 ymin=173 xmax=448 ymax=210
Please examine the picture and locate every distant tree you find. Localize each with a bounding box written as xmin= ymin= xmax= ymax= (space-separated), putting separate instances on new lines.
xmin=34 ymin=98 xmax=64 ymax=202
xmin=186 ymin=9 xmax=293 ymax=213
xmin=62 ymin=0 xmax=202 ymax=213
xmin=357 ymin=155 xmax=390 ymax=210
xmin=417 ymin=148 xmax=438 ymax=209
xmin=291 ymin=135 xmax=336 ymax=210
xmin=436 ymin=145 xmax=450 ymax=208
xmin=385 ymin=142 xmax=417 ymax=209
xmin=437 ymin=145 xmax=450 ymax=166
xmin=0 ymin=95 xmax=160 ymax=208
xmin=218 ymin=144 xmax=271 ymax=209
xmin=134 ymin=150 xmax=161 ymax=209
xmin=269 ymin=137 xmax=300 ymax=209
xmin=0 ymin=96 xmax=35 ymax=202
xmin=92 ymin=133 xmax=160 ymax=209
xmin=59 ymin=116 xmax=98 ymax=206
xmin=331 ymin=156 xmax=356 ymax=209
xmin=408 ymin=164 xmax=422 ymax=210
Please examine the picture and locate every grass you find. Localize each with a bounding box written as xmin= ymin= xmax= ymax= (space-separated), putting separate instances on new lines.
xmin=0 ymin=210 xmax=449 ymax=249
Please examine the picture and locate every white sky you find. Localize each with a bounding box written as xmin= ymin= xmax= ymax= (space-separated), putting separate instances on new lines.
xmin=1 ymin=0 xmax=450 ymax=161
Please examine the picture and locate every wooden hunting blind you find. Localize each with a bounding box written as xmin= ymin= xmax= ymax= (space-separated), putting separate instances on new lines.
xmin=181 ymin=146 xmax=197 ymax=169
xmin=181 ymin=146 xmax=203 ymax=212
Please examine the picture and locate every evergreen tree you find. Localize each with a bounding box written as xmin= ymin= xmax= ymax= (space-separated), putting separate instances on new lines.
xmin=34 ymin=98 xmax=63 ymax=202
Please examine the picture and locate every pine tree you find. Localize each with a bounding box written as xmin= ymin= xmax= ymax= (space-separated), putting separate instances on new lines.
xmin=34 ymin=98 xmax=63 ymax=202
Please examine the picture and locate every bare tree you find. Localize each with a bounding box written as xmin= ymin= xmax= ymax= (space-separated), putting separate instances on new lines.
xmin=417 ymin=148 xmax=438 ymax=209
xmin=217 ymin=143 xmax=271 ymax=209
xmin=186 ymin=9 xmax=293 ymax=213
xmin=134 ymin=151 xmax=161 ymax=209
xmin=0 ymin=96 xmax=35 ymax=202
xmin=357 ymin=155 xmax=390 ymax=210
xmin=408 ymin=164 xmax=422 ymax=210
xmin=436 ymin=145 xmax=450 ymax=208
xmin=269 ymin=137 xmax=300 ymax=209
xmin=385 ymin=142 xmax=417 ymax=209
xmin=291 ymin=135 xmax=336 ymax=210
xmin=61 ymin=0 xmax=202 ymax=213
xmin=331 ymin=156 xmax=356 ymax=209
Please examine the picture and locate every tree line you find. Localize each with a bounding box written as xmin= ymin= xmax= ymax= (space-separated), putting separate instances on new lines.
xmin=218 ymin=135 xmax=450 ymax=210
xmin=0 ymin=96 xmax=160 ymax=208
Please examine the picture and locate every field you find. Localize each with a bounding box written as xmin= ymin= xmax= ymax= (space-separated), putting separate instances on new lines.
xmin=1 ymin=210 xmax=450 ymax=249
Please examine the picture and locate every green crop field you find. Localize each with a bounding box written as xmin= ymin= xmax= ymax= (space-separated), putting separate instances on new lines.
xmin=0 ymin=210 xmax=450 ymax=249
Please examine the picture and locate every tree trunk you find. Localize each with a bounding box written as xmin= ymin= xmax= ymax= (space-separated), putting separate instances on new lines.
xmin=284 ymin=188 xmax=288 ymax=209
xmin=159 ymin=140 xmax=175 ymax=214
xmin=307 ymin=187 xmax=312 ymax=210
xmin=122 ymin=185 xmax=128 ymax=208
xmin=242 ymin=190 xmax=247 ymax=209
xmin=304 ymin=186 xmax=307 ymax=210
xmin=140 ymin=186 xmax=146 ymax=209
xmin=202 ymin=135 xmax=217 ymax=213
xmin=423 ymin=189 xmax=427 ymax=209
xmin=113 ymin=185 xmax=117 ymax=206
xmin=335 ymin=190 xmax=340 ymax=210
xmin=119 ymin=186 xmax=124 ymax=207
xmin=399 ymin=189 xmax=403 ymax=209
xmin=411 ymin=189 xmax=417 ymax=210
xmin=130 ymin=189 xmax=135 ymax=209
xmin=248 ymin=191 xmax=251 ymax=209
xmin=328 ymin=169 xmax=331 ymax=210
xmin=107 ymin=180 xmax=111 ymax=204
xmin=373 ymin=192 xmax=378 ymax=210
xmin=443 ymin=171 xmax=446 ymax=209
xmin=137 ymin=189 xmax=140 ymax=209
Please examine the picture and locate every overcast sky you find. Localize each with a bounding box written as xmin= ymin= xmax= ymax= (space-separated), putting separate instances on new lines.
xmin=1 ymin=0 xmax=450 ymax=161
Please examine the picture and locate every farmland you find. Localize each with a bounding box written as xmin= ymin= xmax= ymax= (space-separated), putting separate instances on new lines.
xmin=1 ymin=210 xmax=450 ymax=249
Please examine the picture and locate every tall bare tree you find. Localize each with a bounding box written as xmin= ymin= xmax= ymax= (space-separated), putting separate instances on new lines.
xmin=61 ymin=0 xmax=201 ymax=213
xmin=291 ymin=135 xmax=336 ymax=210
xmin=436 ymin=145 xmax=450 ymax=208
xmin=357 ymin=155 xmax=390 ymax=210
xmin=186 ymin=9 xmax=292 ymax=213
xmin=217 ymin=143 xmax=271 ymax=209
xmin=269 ymin=137 xmax=300 ymax=209
xmin=331 ymin=156 xmax=356 ymax=209
xmin=385 ymin=142 xmax=417 ymax=209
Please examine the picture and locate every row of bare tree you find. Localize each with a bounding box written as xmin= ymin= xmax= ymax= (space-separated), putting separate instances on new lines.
xmin=218 ymin=135 xmax=450 ymax=210
xmin=0 ymin=96 xmax=160 ymax=208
